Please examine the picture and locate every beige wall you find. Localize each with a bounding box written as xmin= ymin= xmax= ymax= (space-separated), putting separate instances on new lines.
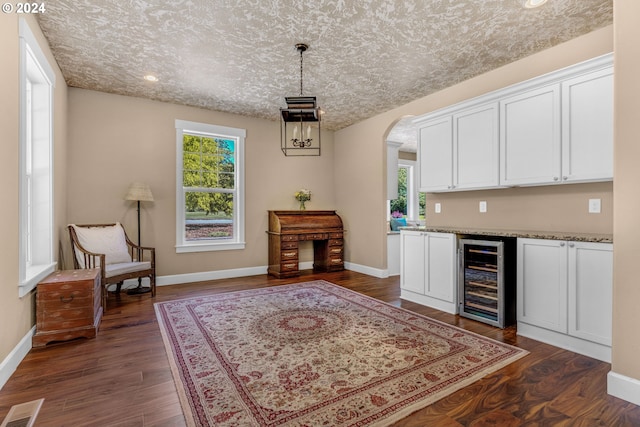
xmin=0 ymin=15 xmax=68 ymax=361
xmin=66 ymin=89 xmax=335 ymax=277
xmin=334 ymin=25 xmax=614 ymax=271
xmin=612 ymin=1 xmax=640 ymax=382
xmin=424 ymin=182 xmax=613 ymax=234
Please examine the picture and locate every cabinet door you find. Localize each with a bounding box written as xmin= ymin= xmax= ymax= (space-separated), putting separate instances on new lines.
xmin=500 ymin=85 xmax=561 ymax=186
xmin=400 ymin=231 xmax=426 ymax=294
xmin=418 ymin=117 xmax=453 ymax=192
xmin=517 ymin=238 xmax=568 ymax=333
xmin=454 ymin=103 xmax=499 ymax=189
xmin=561 ymin=68 xmax=613 ymax=183
xmin=567 ymin=242 xmax=612 ymax=345
xmin=425 ymin=233 xmax=457 ymax=303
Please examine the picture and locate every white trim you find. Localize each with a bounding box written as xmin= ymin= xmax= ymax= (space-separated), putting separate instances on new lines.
xmin=175 ymin=119 xmax=246 ymax=253
xmin=18 ymin=18 xmax=55 ymax=296
xmin=0 ymin=326 xmax=35 ymax=391
xmin=344 ymin=262 xmax=388 ymax=278
xmin=156 ymin=266 xmax=267 ymax=286
xmin=607 ymin=371 xmax=640 ymax=406
xmin=18 ymin=262 xmax=56 ymax=298
xmin=176 ymin=241 xmax=246 ymax=253
xmin=517 ymin=321 xmax=611 ymax=363
xmin=18 ymin=19 xmax=55 ymax=86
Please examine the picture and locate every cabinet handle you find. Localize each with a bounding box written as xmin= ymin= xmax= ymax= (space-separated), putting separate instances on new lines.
xmin=563 ymin=176 xmax=568 ymax=181
xmin=553 ymin=176 xmax=559 ymax=181
xmin=569 ymin=243 xmax=575 ymax=248
xmin=560 ymin=242 xmax=565 ymax=247
xmin=60 ymin=295 xmax=75 ymax=303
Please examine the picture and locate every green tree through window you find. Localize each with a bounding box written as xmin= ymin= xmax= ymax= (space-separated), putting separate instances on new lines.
xmin=183 ymin=134 xmax=235 ymax=240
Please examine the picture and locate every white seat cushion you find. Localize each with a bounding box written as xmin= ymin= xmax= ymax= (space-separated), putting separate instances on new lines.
xmin=105 ymin=261 xmax=151 ymax=278
xmin=71 ymin=223 xmax=132 ymax=268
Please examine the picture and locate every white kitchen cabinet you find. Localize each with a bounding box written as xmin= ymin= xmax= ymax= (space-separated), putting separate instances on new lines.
xmin=418 ymin=103 xmax=499 ymax=192
xmin=567 ymin=241 xmax=613 ymax=346
xmin=517 ymin=238 xmax=612 ymax=362
xmin=500 ymin=84 xmax=561 ymax=186
xmin=561 ymin=68 xmax=614 ymax=183
xmin=400 ymin=230 xmax=457 ymax=313
xmin=517 ymin=238 xmax=568 ymax=333
xmin=454 ymin=103 xmax=500 ymax=189
xmin=418 ymin=117 xmax=453 ymax=192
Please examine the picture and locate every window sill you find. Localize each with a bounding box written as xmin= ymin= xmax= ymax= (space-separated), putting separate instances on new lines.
xmin=19 ymin=262 xmax=56 ymax=298
xmin=176 ymin=241 xmax=246 ymax=253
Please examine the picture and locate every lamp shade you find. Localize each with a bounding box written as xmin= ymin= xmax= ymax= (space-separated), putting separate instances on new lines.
xmin=124 ymin=182 xmax=154 ymax=202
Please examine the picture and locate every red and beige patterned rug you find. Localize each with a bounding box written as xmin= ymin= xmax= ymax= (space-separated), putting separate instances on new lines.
xmin=154 ymin=280 xmax=527 ymax=426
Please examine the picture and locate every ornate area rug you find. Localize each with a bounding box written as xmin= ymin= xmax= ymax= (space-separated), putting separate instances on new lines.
xmin=155 ymin=280 xmax=527 ymax=426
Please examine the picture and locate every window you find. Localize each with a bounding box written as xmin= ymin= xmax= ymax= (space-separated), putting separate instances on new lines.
xmin=388 ymin=159 xmax=425 ymax=221
xmin=175 ymin=120 xmax=245 ymax=252
xmin=19 ymin=19 xmax=56 ymax=297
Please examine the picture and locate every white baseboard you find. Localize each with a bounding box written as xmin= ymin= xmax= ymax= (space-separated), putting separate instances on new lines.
xmin=156 ymin=265 xmax=268 ymax=286
xmin=608 ymin=371 xmax=640 ymax=406
xmin=344 ymin=262 xmax=388 ymax=278
xmin=0 ymin=326 xmax=35 ymax=391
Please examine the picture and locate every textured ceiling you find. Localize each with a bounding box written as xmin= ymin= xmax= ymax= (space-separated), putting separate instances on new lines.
xmin=37 ymin=0 xmax=612 ymax=149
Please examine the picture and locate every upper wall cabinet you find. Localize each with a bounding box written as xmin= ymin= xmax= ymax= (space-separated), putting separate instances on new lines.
xmin=499 ymin=84 xmax=561 ymax=186
xmin=418 ymin=103 xmax=499 ymax=192
xmin=561 ymin=68 xmax=614 ymax=183
xmin=415 ymin=53 xmax=613 ymax=193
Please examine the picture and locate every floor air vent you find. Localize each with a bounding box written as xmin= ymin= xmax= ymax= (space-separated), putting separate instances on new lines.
xmin=0 ymin=399 xmax=43 ymax=427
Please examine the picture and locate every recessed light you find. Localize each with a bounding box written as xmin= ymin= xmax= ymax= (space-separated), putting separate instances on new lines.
xmin=143 ymin=74 xmax=159 ymax=82
xmin=523 ymin=0 xmax=548 ymax=8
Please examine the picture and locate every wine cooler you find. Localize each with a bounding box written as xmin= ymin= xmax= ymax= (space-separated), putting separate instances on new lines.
xmin=458 ymin=238 xmax=516 ymax=328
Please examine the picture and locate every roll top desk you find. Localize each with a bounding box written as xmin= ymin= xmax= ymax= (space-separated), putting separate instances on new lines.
xmin=267 ymin=210 xmax=344 ymax=278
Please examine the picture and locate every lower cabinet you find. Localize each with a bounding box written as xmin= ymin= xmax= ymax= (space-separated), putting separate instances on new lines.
xmin=400 ymin=231 xmax=457 ymax=314
xmin=517 ymin=238 xmax=612 ymax=362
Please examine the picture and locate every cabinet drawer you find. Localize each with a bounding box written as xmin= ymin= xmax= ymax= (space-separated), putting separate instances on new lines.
xmin=38 ymin=293 xmax=93 ymax=311
xmin=281 ymin=250 xmax=298 ymax=260
xmin=281 ymin=240 xmax=298 ymax=250
xmin=329 ymin=247 xmax=343 ymax=256
xmin=280 ymin=262 xmax=299 ymax=272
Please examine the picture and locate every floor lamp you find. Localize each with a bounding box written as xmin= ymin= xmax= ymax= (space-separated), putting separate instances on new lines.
xmin=124 ymin=182 xmax=154 ymax=295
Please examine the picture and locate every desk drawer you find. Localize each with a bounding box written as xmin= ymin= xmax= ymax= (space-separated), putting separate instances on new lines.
xmin=329 ymin=239 xmax=343 ymax=247
xmin=281 ymin=235 xmax=299 ymax=242
xmin=280 ymin=262 xmax=299 ymax=272
xmin=281 ymin=240 xmax=298 ymax=250
xmin=300 ymin=233 xmax=329 ymax=241
xmin=281 ymin=250 xmax=298 ymax=260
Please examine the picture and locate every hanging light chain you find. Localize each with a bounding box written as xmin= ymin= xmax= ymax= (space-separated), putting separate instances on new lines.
xmin=299 ymin=47 xmax=304 ymax=96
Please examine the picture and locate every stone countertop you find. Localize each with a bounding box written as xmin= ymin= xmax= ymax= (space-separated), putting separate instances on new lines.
xmin=400 ymin=226 xmax=613 ymax=243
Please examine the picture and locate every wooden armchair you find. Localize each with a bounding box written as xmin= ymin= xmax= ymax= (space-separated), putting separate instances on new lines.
xmin=68 ymin=223 xmax=156 ymax=310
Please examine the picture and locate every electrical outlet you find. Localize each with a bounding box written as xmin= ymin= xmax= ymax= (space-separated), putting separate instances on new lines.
xmin=588 ymin=198 xmax=601 ymax=214
xmin=435 ymin=203 xmax=441 ymax=214
xmin=479 ymin=201 xmax=487 ymax=213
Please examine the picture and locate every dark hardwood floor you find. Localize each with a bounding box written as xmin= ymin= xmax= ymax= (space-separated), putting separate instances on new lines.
xmin=1 ymin=270 xmax=639 ymax=426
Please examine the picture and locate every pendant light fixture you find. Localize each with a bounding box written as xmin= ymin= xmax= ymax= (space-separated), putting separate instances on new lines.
xmin=280 ymin=43 xmax=321 ymax=156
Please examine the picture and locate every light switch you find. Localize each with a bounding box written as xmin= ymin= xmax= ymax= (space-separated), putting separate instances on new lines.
xmin=435 ymin=203 xmax=441 ymax=214
xmin=479 ymin=201 xmax=487 ymax=213
xmin=588 ymin=198 xmax=601 ymax=214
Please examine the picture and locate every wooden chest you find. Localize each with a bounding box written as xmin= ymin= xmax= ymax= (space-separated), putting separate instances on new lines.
xmin=33 ymin=269 xmax=102 ymax=347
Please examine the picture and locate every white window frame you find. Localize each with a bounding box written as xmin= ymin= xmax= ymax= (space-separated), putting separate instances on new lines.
xmin=387 ymin=159 xmax=419 ymax=222
xmin=175 ymin=119 xmax=245 ymax=253
xmin=18 ymin=18 xmax=56 ymax=297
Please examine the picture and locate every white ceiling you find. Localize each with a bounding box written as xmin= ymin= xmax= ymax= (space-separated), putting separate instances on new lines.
xmin=36 ymin=0 xmax=612 ymax=151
